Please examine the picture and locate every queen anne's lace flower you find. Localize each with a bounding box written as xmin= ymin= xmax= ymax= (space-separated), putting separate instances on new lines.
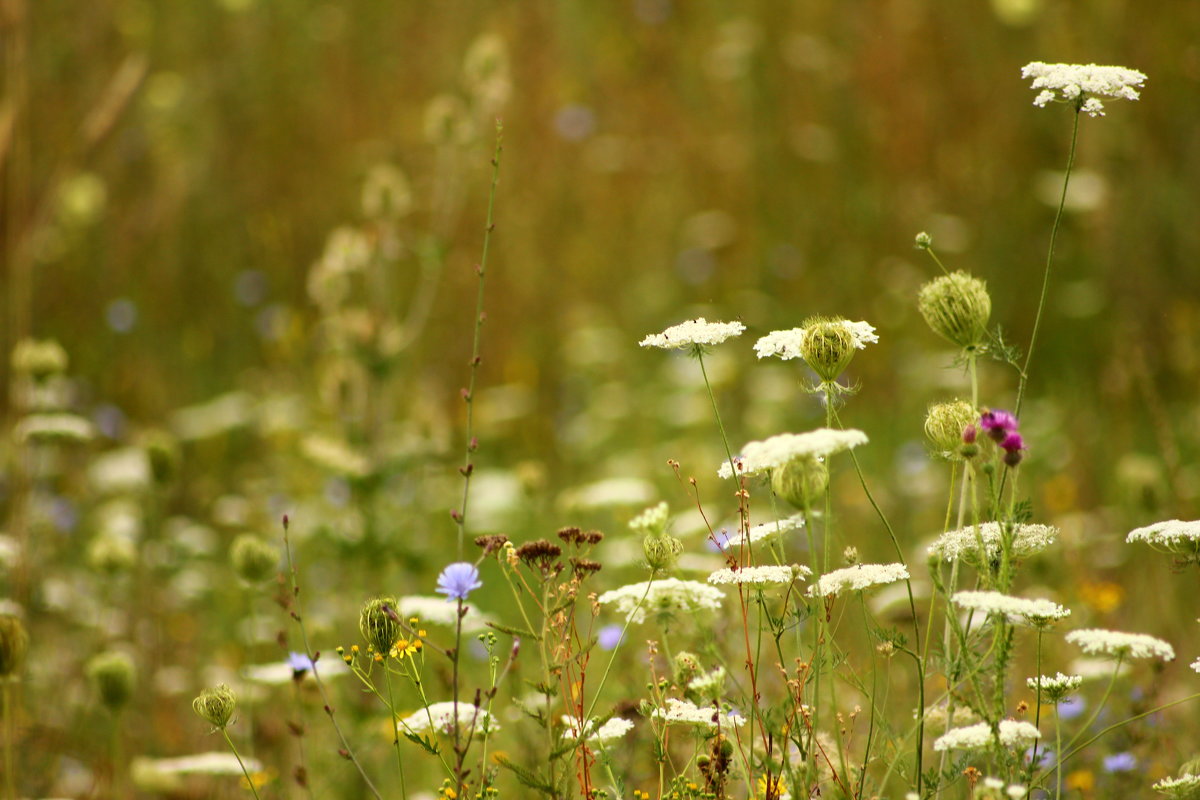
xmin=718 ymin=428 xmax=868 ymax=478
xmin=400 ymin=702 xmax=499 ymax=736
xmin=718 ymin=516 xmax=804 ymax=549
xmin=753 ymin=321 xmax=877 ymax=361
xmin=932 ymin=720 xmax=1040 ymax=752
xmin=1065 ymin=629 xmax=1175 ymax=661
xmin=1192 ymin=657 xmax=1200 ymax=674
xmin=597 ymin=578 xmax=723 ymax=624
xmin=951 ymin=591 xmax=1070 ymax=627
xmin=397 ymin=596 xmax=493 ymax=633
xmin=1126 ymin=520 xmax=1200 ymax=559
xmin=707 ymin=564 xmax=810 ymax=586
xmin=650 ymin=698 xmax=745 ymax=728
xmin=808 ymin=563 xmax=909 ymax=598
xmin=1026 ymin=673 xmax=1083 ymax=701
xmin=639 ymin=318 xmax=745 ymax=349
xmin=1021 ymin=62 xmax=1146 ymax=117
xmin=928 ymin=522 xmax=1057 ymax=564
xmin=1152 ymin=773 xmax=1200 ymax=798
xmin=561 ymin=715 xmax=635 ymax=742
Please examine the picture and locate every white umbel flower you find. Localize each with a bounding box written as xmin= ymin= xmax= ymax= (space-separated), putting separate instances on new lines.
xmin=1065 ymin=629 xmax=1175 ymax=661
xmin=639 ymin=318 xmax=745 ymax=349
xmin=650 ymin=698 xmax=745 ymax=728
xmin=396 ymin=596 xmax=493 ymax=633
xmin=1192 ymin=657 xmax=1200 ymax=674
xmin=14 ymin=413 xmax=96 ymax=444
xmin=707 ymin=564 xmax=810 ymax=586
xmin=1021 ymin=62 xmax=1146 ymax=117
xmin=1026 ymin=673 xmax=1083 ymax=701
xmin=927 ymin=522 xmax=1058 ymax=563
xmin=951 ymin=591 xmax=1070 ymax=627
xmin=718 ymin=428 xmax=868 ymax=478
xmin=400 ymin=701 xmax=499 ymax=736
xmin=753 ymin=321 xmax=878 ymax=361
xmin=597 ymin=578 xmax=723 ymax=624
xmin=1126 ymin=520 xmax=1200 ymax=558
xmin=132 ymin=751 xmax=264 ymax=776
xmin=808 ymin=563 xmax=909 ymax=598
xmin=561 ymin=715 xmax=634 ymax=743
xmin=932 ymin=720 xmax=1040 ymax=752
xmin=719 ymin=515 xmax=804 ymax=549
xmin=1152 ymin=773 xmax=1200 ymax=797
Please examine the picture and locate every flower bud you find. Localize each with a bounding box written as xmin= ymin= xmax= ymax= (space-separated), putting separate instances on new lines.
xmin=230 ymin=534 xmax=280 ymax=585
xmin=914 ymin=231 xmax=933 ymax=250
xmin=0 ymin=615 xmax=29 ymax=679
xmin=924 ymin=401 xmax=980 ymax=461
xmin=88 ymin=651 xmax=136 ymax=711
xmin=799 ymin=318 xmax=858 ymax=382
xmin=843 ymin=546 xmax=860 ymax=565
xmin=917 ymin=272 xmax=991 ymax=350
xmin=672 ymin=651 xmax=701 ymax=687
xmin=359 ymin=596 xmax=402 ymax=653
xmin=770 ymin=456 xmax=828 ymax=510
xmin=192 ymin=683 xmax=236 ymax=729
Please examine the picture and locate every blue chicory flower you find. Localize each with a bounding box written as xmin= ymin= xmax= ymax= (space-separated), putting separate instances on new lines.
xmin=437 ymin=562 xmax=483 ymax=601
xmin=1103 ymin=752 xmax=1138 ymax=773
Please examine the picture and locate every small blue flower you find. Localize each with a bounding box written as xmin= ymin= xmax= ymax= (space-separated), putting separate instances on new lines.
xmin=437 ymin=562 xmax=482 ymax=601
xmin=1057 ymin=695 xmax=1086 ymax=721
xmin=287 ymin=652 xmax=314 ymax=676
xmin=1103 ymin=752 xmax=1138 ymax=773
xmin=597 ymin=624 xmax=624 ymax=650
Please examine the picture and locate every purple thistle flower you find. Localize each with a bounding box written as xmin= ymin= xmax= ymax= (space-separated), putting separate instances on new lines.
xmin=1001 ymin=432 xmax=1026 ymax=467
xmin=980 ymin=409 xmax=1019 ymax=442
xmin=1103 ymin=752 xmax=1138 ymax=773
xmin=437 ymin=562 xmax=482 ymax=601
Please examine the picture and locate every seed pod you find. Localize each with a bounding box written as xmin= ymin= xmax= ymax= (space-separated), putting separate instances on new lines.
xmin=917 ymin=272 xmax=991 ymax=350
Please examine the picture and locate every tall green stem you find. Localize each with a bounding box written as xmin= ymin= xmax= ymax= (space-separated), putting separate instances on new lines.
xmin=221 ymin=728 xmax=263 ymax=800
xmin=455 ymin=122 xmax=504 ymax=558
xmin=1015 ymin=108 xmax=1081 ymax=418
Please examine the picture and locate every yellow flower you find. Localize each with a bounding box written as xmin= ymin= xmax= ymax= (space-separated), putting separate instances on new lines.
xmin=390 ymin=638 xmax=420 ymax=659
xmin=1067 ymin=769 xmax=1095 ymax=793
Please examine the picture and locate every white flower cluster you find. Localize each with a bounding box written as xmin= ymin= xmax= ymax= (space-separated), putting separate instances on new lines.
xmin=639 ymin=318 xmax=746 ymax=349
xmin=1126 ymin=520 xmax=1200 ymax=556
xmin=597 ymin=578 xmax=724 ymax=624
xmin=932 ymin=720 xmax=1040 ymax=752
xmin=808 ymin=563 xmax=909 ymax=598
xmin=688 ymin=666 xmax=726 ymax=699
xmin=927 ymin=522 xmax=1058 ymax=563
xmin=1065 ymin=628 xmax=1175 ymax=661
xmin=132 ymin=751 xmax=265 ymax=777
xmin=718 ymin=428 xmax=868 ymax=478
xmin=396 ymin=595 xmax=493 ymax=633
xmin=1026 ymin=673 xmax=1083 ymax=698
xmin=976 ymin=777 xmax=1029 ymax=799
xmin=400 ymin=702 xmax=499 ymax=736
xmin=1022 ymin=62 xmax=1146 ymax=117
xmin=650 ymin=698 xmax=745 ymax=728
xmin=1193 ymin=657 xmax=1200 ymax=674
xmin=629 ymin=502 xmax=669 ymax=534
xmin=951 ymin=591 xmax=1070 ymax=626
xmin=560 ymin=715 xmax=635 ymax=743
xmin=753 ymin=321 xmax=878 ymax=361
xmin=1153 ymin=773 xmax=1200 ymax=798
xmin=14 ymin=413 xmax=96 ymax=444
xmin=707 ymin=564 xmax=810 ymax=587
xmin=719 ymin=516 xmax=804 ymax=549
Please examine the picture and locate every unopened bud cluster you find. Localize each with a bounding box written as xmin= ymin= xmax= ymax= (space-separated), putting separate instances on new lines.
xmin=917 ymin=272 xmax=992 ymax=350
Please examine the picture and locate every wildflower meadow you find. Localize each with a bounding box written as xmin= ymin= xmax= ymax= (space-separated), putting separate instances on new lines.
xmin=4 ymin=4 xmax=1200 ymax=800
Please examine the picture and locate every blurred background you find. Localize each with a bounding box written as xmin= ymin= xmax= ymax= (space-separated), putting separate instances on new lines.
xmin=3 ymin=0 xmax=1200 ymax=795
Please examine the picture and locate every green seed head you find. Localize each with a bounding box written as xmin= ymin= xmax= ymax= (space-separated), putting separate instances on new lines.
xmin=924 ymin=400 xmax=980 ymax=461
xmin=359 ymin=596 xmax=402 ymax=653
xmin=230 ymin=534 xmax=280 ymax=585
xmin=799 ymin=317 xmax=858 ymax=382
xmin=0 ymin=615 xmax=30 ymax=679
xmin=643 ymin=532 xmax=683 ymax=573
xmin=88 ymin=651 xmax=136 ymax=711
xmin=770 ymin=456 xmax=828 ymax=510
xmin=192 ymin=683 xmax=236 ymax=729
xmin=917 ymin=272 xmax=991 ymax=350
xmin=672 ymin=651 xmax=701 ymax=687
